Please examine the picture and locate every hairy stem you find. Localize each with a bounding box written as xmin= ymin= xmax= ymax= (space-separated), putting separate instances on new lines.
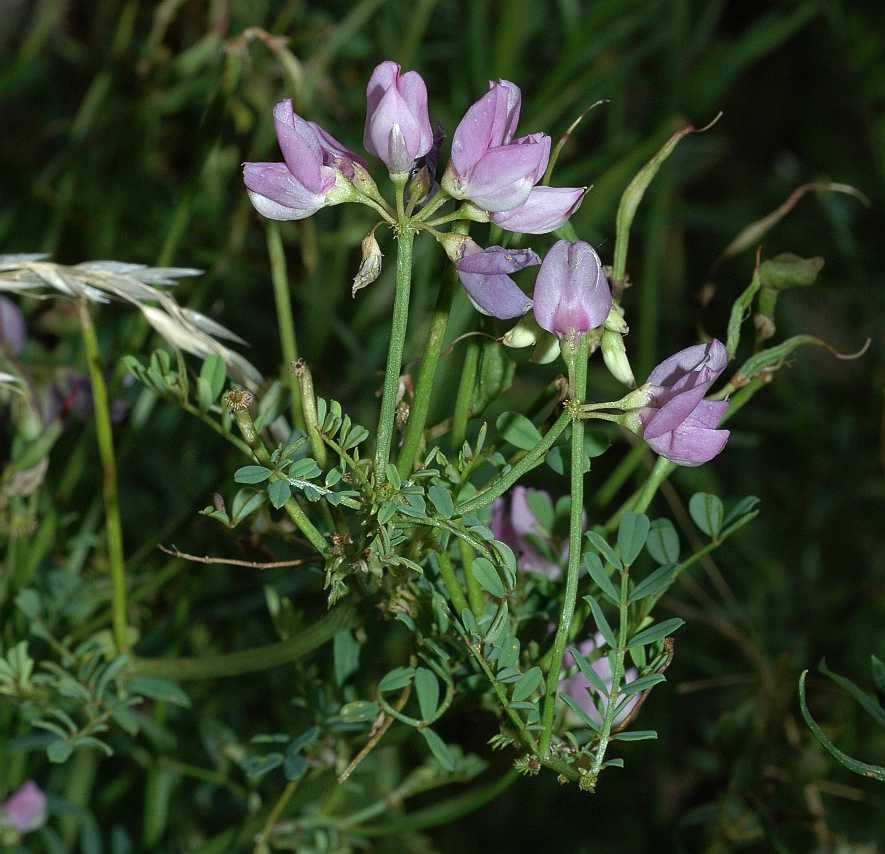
xmin=452 ymin=339 xmax=479 ymax=451
xmin=455 ymin=409 xmax=571 ymax=517
xmin=78 ymin=299 xmax=128 ymax=653
xmin=374 ymin=226 xmax=415 ymax=483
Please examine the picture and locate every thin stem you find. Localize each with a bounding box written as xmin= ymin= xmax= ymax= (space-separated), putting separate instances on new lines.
xmin=455 ymin=409 xmax=571 ymax=517
xmin=412 ymin=189 xmax=450 ymax=222
xmin=374 ymin=226 xmax=416 ymax=483
xmin=539 ymin=336 xmax=589 ymax=756
xmin=460 ymin=540 xmax=484 ymax=617
xmin=593 ymin=443 xmax=646 ymax=508
xmin=632 ymin=456 xmax=674 ymax=515
xmin=587 ymin=556 xmax=630 ymax=785
xmin=452 ymin=339 xmax=479 ymax=452
xmin=396 ymin=226 xmax=466 ymax=478
xmin=283 ymin=497 xmax=328 ymax=556
xmin=435 ymin=549 xmax=469 ymax=614
xmin=266 ymin=222 xmax=304 ymax=430
xmin=294 ymin=359 xmax=327 ymax=468
xmin=78 ymin=299 xmax=128 ymax=653
xmin=254 ymin=778 xmax=301 ymax=852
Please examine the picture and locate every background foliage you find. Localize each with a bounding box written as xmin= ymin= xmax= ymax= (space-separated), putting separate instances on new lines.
xmin=1 ymin=0 xmax=883 ymax=851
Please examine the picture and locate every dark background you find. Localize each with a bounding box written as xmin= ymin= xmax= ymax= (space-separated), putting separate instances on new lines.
xmin=1 ymin=1 xmax=883 ymax=850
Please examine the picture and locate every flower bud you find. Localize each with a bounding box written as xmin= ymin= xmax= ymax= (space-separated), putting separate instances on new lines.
xmin=603 ymin=302 xmax=629 ymax=334
xmin=600 ymin=328 xmax=635 ymax=387
xmin=532 ymin=240 xmax=612 ymax=338
xmin=352 ymin=230 xmax=383 ymax=297
xmin=501 ymin=315 xmax=541 ymax=349
xmin=363 ymin=61 xmax=434 ymax=174
xmin=405 ymin=165 xmax=433 ymax=209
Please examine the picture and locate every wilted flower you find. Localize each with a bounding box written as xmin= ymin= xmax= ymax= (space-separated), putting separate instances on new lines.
xmin=490 ymin=185 xmax=586 ymax=234
xmin=243 ymin=100 xmax=364 ymax=221
xmin=363 ymin=61 xmax=434 ymax=174
xmin=532 ymin=240 xmax=612 ymax=338
xmin=352 ymin=230 xmax=383 ymax=297
xmin=560 ymin=633 xmax=639 ymax=726
xmin=442 ymin=80 xmax=551 ymax=212
xmin=455 ymin=242 xmax=538 ymax=319
xmin=1 ymin=780 xmax=47 ymax=835
xmin=623 ymin=340 xmax=730 ymax=466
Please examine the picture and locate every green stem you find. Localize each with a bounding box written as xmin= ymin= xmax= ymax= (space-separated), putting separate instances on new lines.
xmin=632 ymin=455 xmax=674 ymax=515
xmin=452 ymin=339 xmax=479 ymax=451
xmin=456 ymin=410 xmax=570 ymax=517
xmin=284 ymin=497 xmax=328 ymax=556
xmin=396 ymin=227 xmax=466 ymax=478
xmin=78 ymin=300 xmax=128 ymax=653
xmin=255 ymin=778 xmax=301 ymax=852
xmin=294 ymin=359 xmax=327 ymax=468
xmin=266 ymin=222 xmax=304 ymax=431
xmin=539 ymin=337 xmax=589 ymax=756
xmin=132 ymin=603 xmax=357 ymax=680
xmin=592 ymin=444 xmax=646 ymax=508
xmin=587 ymin=549 xmax=630 ymax=785
xmin=412 ymin=189 xmax=450 ymax=222
xmin=435 ymin=549 xmax=469 ymax=614
xmin=460 ymin=540 xmax=484 ymax=617
xmin=374 ymin=226 xmax=416 ymax=483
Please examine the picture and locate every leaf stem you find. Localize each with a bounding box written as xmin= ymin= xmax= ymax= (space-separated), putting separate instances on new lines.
xmin=78 ymin=299 xmax=128 ymax=653
xmin=452 ymin=339 xmax=479 ymax=452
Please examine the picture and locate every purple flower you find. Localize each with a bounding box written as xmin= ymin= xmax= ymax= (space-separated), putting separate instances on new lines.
xmin=363 ymin=61 xmax=434 ymax=173
xmin=490 ymin=486 xmax=582 ymax=580
xmin=455 ymin=243 xmax=538 ymax=319
xmin=627 ymin=340 xmax=730 ymax=467
xmin=490 ymin=186 xmax=586 ymax=235
xmin=1 ymin=781 xmax=47 ymax=834
xmin=442 ymin=80 xmax=551 ymax=212
xmin=243 ymin=100 xmax=364 ymax=221
xmin=532 ymin=240 xmax=612 ymax=337
xmin=560 ymin=633 xmax=639 ymax=726
xmin=0 ymin=296 xmax=26 ymax=356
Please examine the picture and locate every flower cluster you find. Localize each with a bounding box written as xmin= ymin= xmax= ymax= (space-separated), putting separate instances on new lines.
xmin=242 ymin=60 xmax=731 ymax=468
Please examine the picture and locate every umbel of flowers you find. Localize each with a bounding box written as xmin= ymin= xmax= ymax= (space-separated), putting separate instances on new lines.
xmin=242 ymin=59 xmax=730 ymax=468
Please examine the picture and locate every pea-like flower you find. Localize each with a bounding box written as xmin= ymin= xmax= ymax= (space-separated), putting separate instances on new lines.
xmin=442 ymin=80 xmax=552 ymax=212
xmin=490 ymin=186 xmax=587 ymax=234
xmin=490 ymin=486 xmax=565 ymax=580
xmin=560 ymin=633 xmax=639 ymax=726
xmin=363 ymin=61 xmax=434 ymax=174
xmin=532 ymin=240 xmax=612 ymax=338
xmin=243 ymin=100 xmax=365 ymax=221
xmin=1 ymin=780 xmax=47 ymax=835
xmin=0 ymin=296 xmax=26 ymax=356
xmin=454 ymin=242 xmax=538 ymax=319
xmin=624 ymin=340 xmax=730 ymax=466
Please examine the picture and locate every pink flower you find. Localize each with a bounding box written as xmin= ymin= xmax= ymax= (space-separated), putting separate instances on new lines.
xmin=2 ymin=781 xmax=47 ymax=835
xmin=490 ymin=186 xmax=586 ymax=235
xmin=455 ymin=243 xmax=538 ymax=319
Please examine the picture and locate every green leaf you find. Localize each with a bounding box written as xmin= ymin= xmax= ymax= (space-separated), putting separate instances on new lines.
xmin=334 ymin=630 xmax=360 ymax=687
xmin=545 ymin=446 xmax=564 ymax=475
xmin=722 ymin=495 xmax=760 ymax=529
xmin=617 ymin=512 xmax=650 ymax=566
xmin=415 ymin=667 xmax=440 ymax=721
xmin=629 ymin=564 xmax=680 ymax=603
xmin=585 ymin=530 xmax=622 ymax=569
xmin=496 ymin=411 xmax=542 ymax=450
xmin=798 ymin=670 xmax=885 ymax=782
xmin=511 ymin=667 xmax=543 ymax=703
xmin=525 ymin=491 xmax=553 ymax=533
xmin=234 ymin=465 xmax=271 ymax=485
xmin=420 ymin=728 xmax=455 ymax=771
xmin=621 ymin=673 xmax=666 ymax=695
xmin=385 ymin=462 xmax=402 ymax=490
xmin=289 ymin=458 xmax=321 ymax=480
xmin=629 ymin=618 xmax=684 ymax=648
xmin=584 ymin=595 xmax=617 ymax=649
xmin=613 ymin=122 xmax=699 ymax=282
xmin=613 ymin=730 xmax=658 ymax=742
xmin=47 ymin=740 xmax=73 ymax=764
xmin=379 ymin=667 xmax=415 ymax=693
xmin=427 ymin=485 xmax=455 ymax=519
xmin=339 ymin=701 xmax=379 ymax=723
xmin=819 ymin=659 xmax=885 ymax=728
xmin=267 ymin=480 xmax=291 ymax=509
xmin=471 ymin=557 xmax=505 ymax=598
xmin=130 ymin=677 xmax=191 ymax=708
xmin=561 ymin=693 xmax=600 ymax=731
xmin=230 ymin=490 xmax=265 ymax=525
xmin=689 ymin=493 xmax=724 ymax=538
xmin=646 ymin=518 xmax=680 ymax=564
xmin=584 ymin=553 xmax=618 ymax=605
xmin=569 ymin=646 xmax=610 ymax=697
xmin=198 ymin=355 xmax=226 ymax=411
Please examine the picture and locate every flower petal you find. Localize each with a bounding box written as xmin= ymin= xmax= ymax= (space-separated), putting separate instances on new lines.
xmin=492 ymin=185 xmax=586 ymax=234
